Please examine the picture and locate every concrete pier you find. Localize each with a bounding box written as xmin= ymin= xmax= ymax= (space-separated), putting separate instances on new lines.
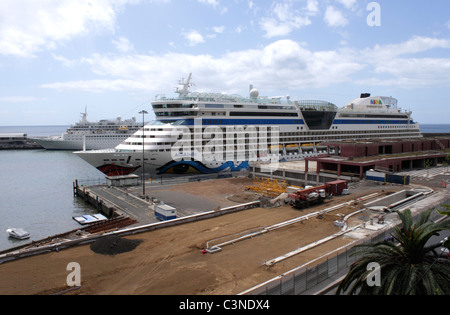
xmin=0 ymin=133 xmax=43 ymax=150
xmin=73 ymin=176 xmax=259 ymax=226
xmin=74 ymin=180 xmax=155 ymax=225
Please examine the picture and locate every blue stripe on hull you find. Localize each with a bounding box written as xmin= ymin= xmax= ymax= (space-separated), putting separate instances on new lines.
xmin=159 ymin=118 xmax=414 ymax=126
xmin=333 ymin=120 xmax=413 ymax=125
xmin=156 ymin=160 xmax=249 ymax=175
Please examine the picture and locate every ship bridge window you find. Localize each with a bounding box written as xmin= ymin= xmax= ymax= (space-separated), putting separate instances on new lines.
xmin=153 ymin=103 xmax=194 ymax=109
xmin=258 ymin=105 xmax=296 ymax=110
xmin=230 ymin=112 xmax=298 ymax=117
xmin=171 ymin=120 xmax=186 ymax=126
xmin=205 ymin=104 xmax=224 ymax=108
xmin=155 ymin=111 xmax=198 ymax=117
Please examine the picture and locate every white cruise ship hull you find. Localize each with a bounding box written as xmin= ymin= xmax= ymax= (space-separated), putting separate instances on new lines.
xmin=74 ymin=148 xmax=272 ymax=177
xmin=74 ymin=116 xmax=421 ymax=177
xmin=30 ymin=108 xmax=143 ymax=150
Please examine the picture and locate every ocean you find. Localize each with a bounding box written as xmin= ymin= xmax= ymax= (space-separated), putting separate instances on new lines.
xmin=420 ymin=124 xmax=450 ymax=134
xmin=0 ymin=125 xmax=104 ymax=251
xmin=0 ymin=124 xmax=449 ymax=251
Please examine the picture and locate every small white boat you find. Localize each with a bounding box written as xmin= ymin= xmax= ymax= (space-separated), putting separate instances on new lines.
xmin=6 ymin=228 xmax=30 ymax=240
xmin=73 ymin=213 xmax=108 ymax=225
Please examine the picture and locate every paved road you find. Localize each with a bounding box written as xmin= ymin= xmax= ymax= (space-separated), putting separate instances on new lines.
xmin=88 ymin=186 xmax=158 ymax=225
xmin=87 ymin=184 xmax=219 ymax=225
xmin=396 ymin=166 xmax=449 ymax=180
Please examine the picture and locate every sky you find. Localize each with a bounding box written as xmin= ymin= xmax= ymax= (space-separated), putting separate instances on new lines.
xmin=0 ymin=0 xmax=450 ymax=126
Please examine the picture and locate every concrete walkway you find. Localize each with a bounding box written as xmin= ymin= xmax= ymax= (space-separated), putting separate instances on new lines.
xmin=88 ymin=185 xmax=157 ymax=225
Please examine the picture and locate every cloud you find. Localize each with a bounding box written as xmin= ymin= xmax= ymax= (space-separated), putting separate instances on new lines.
xmin=306 ymin=0 xmax=319 ymax=14
xmin=197 ymin=0 xmax=227 ymax=14
xmin=183 ymin=30 xmax=206 ymax=46
xmin=212 ymin=26 xmax=225 ymax=34
xmin=368 ymin=36 xmax=450 ymax=58
xmin=51 ymin=53 xmax=77 ymax=68
xmin=41 ymin=35 xmax=450 ymax=96
xmin=42 ymin=39 xmax=363 ymax=94
xmin=112 ymin=37 xmax=135 ymax=53
xmin=358 ymin=36 xmax=450 ymax=87
xmin=0 ymin=0 xmax=138 ymax=58
xmin=259 ymin=1 xmax=318 ymax=38
xmin=336 ymin=0 xmax=357 ymax=10
xmin=197 ymin=0 xmax=219 ymax=7
xmin=324 ymin=6 xmax=348 ymax=27
xmin=0 ymin=96 xmax=43 ymax=103
xmin=41 ymin=79 xmax=149 ymax=93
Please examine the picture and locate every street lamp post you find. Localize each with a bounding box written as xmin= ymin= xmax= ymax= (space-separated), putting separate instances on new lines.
xmin=139 ymin=110 xmax=148 ymax=197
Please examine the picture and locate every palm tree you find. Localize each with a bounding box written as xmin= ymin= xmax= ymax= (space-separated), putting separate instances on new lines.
xmin=438 ymin=204 xmax=450 ymax=216
xmin=336 ymin=208 xmax=450 ymax=295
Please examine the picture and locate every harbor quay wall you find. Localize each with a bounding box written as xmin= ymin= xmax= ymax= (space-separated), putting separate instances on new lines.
xmin=73 ymin=183 xmax=118 ymax=218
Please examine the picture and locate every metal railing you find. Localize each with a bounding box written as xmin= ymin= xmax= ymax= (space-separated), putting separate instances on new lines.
xmin=75 ymin=171 xmax=250 ymax=188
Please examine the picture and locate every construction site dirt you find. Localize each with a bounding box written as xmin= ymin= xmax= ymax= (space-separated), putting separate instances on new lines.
xmin=0 ymin=178 xmax=433 ymax=295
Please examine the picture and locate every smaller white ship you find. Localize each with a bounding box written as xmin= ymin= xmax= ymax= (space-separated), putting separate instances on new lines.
xmin=6 ymin=228 xmax=30 ymax=240
xmin=30 ymin=107 xmax=144 ymax=150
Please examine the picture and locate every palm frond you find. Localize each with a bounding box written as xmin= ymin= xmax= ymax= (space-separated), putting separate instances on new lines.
xmin=336 ymin=207 xmax=450 ymax=295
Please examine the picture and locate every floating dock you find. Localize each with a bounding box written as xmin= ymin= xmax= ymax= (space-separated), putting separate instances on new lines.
xmin=73 ymin=213 xmax=108 ymax=225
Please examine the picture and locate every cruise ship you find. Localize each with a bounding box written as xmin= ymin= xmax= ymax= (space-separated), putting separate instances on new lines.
xmin=74 ymin=74 xmax=421 ymax=177
xmin=31 ymin=108 xmax=144 ymax=150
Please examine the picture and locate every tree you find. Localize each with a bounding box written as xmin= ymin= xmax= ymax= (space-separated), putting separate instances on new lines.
xmin=438 ymin=204 xmax=450 ymax=252
xmin=438 ymin=204 xmax=450 ymax=216
xmin=336 ymin=208 xmax=450 ymax=295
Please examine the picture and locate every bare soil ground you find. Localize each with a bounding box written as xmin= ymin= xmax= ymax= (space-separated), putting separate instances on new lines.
xmin=0 ymin=178 xmax=403 ymax=295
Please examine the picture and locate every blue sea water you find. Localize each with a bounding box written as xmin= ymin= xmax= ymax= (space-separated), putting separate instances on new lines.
xmin=420 ymin=124 xmax=450 ymax=134
xmin=0 ymin=125 xmax=69 ymax=137
xmin=0 ymin=124 xmax=449 ymax=251
xmin=0 ymin=125 xmax=104 ymax=251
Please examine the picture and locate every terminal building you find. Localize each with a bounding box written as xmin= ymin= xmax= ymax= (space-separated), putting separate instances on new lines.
xmin=305 ymin=137 xmax=450 ymax=179
xmin=0 ymin=133 xmax=41 ymax=149
xmin=250 ymin=137 xmax=450 ymax=186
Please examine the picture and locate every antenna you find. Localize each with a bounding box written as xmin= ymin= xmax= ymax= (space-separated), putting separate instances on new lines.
xmin=80 ymin=106 xmax=88 ymax=123
xmin=175 ymin=73 xmax=193 ymax=97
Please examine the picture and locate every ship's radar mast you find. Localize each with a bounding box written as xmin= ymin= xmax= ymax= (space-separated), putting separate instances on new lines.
xmin=80 ymin=106 xmax=88 ymax=123
xmin=175 ymin=73 xmax=193 ymax=97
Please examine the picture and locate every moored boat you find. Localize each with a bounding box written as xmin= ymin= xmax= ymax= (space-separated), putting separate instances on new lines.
xmin=6 ymin=228 xmax=30 ymax=240
xmin=30 ymin=108 xmax=144 ymax=150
